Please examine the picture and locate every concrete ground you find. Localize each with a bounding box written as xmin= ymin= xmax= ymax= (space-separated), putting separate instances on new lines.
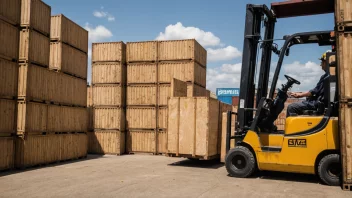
xmin=0 ymin=155 xmax=350 ymax=198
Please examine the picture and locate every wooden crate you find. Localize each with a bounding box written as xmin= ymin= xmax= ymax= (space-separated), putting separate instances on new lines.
xmin=158 ymin=84 xmax=171 ymax=106
xmin=0 ymin=58 xmax=18 ymax=99
xmin=127 ymin=41 xmax=157 ymax=62
xmin=0 ymin=19 xmax=19 ymax=60
xmin=18 ymin=63 xmax=87 ymax=107
xmin=187 ymin=83 xmax=207 ymax=97
xmin=220 ymin=111 xmax=237 ymax=163
xmin=0 ymin=137 xmax=14 ymax=171
xmin=93 ymin=107 xmax=125 ymax=130
xmin=340 ymin=102 xmax=352 ymax=186
xmin=158 ymin=61 xmax=206 ymax=87
xmin=167 ymin=97 xmax=220 ymax=159
xmin=127 ymin=85 xmax=157 ymax=106
xmin=0 ymin=99 xmax=16 ymax=134
xmin=127 ymin=63 xmax=157 ymax=84
xmin=51 ymin=14 xmax=88 ymax=53
xmin=92 ymin=62 xmax=126 ymax=85
xmin=158 ymin=130 xmax=167 ymax=154
xmin=126 ymin=107 xmax=156 ymax=129
xmin=15 ymin=133 xmax=87 ymax=169
xmin=159 ymin=79 xmax=189 ymax=106
xmin=20 ymin=0 xmax=51 ymax=36
xmin=337 ymin=33 xmax=352 ymax=99
xmin=92 ymin=42 xmax=126 ymax=63
xmin=93 ymin=84 xmax=125 ymax=107
xmin=127 ymin=130 xmax=156 ymax=153
xmin=88 ymin=130 xmax=125 ymax=155
xmin=158 ymin=107 xmax=168 ymax=130
xmin=49 ymin=42 xmax=88 ymax=79
xmin=88 ymin=106 xmax=93 ymax=132
xmin=87 ymin=85 xmax=92 ymax=107
xmin=335 ymin=0 xmax=352 ymax=25
xmin=19 ymin=28 xmax=50 ymax=67
xmin=0 ymin=0 xmax=21 ymax=25
xmin=158 ymin=39 xmax=207 ymax=67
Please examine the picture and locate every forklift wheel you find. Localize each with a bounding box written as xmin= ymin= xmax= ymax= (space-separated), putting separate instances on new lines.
xmin=318 ymin=154 xmax=341 ymax=186
xmin=225 ymin=146 xmax=256 ymax=178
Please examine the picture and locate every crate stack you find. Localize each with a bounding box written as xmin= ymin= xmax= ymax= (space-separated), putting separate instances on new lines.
xmin=89 ymin=42 xmax=126 ymax=155
xmin=335 ymin=0 xmax=352 ymax=190
xmin=126 ymin=39 xmax=207 ymax=154
xmin=14 ymin=2 xmax=88 ymax=169
xmin=0 ymin=0 xmax=21 ymax=171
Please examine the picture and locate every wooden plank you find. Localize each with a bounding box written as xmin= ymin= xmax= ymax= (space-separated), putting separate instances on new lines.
xmin=167 ymin=98 xmax=179 ymax=154
xmin=179 ymin=98 xmax=195 ymax=155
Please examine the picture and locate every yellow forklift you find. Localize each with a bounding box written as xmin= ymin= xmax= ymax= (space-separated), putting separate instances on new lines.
xmin=224 ymin=3 xmax=341 ymax=186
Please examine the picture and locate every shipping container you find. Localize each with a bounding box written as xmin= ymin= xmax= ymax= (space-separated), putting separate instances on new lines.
xmin=167 ymin=97 xmax=220 ymax=159
xmin=93 ymin=107 xmax=125 ymax=130
xmin=127 ymin=41 xmax=157 ymax=62
xmin=0 ymin=58 xmax=18 ymax=99
xmin=0 ymin=137 xmax=14 ymax=171
xmin=127 ymin=85 xmax=157 ymax=106
xmin=17 ymin=101 xmax=47 ymax=135
xmin=47 ymin=105 xmax=87 ymax=133
xmin=50 ymin=42 xmax=88 ymax=79
xmin=19 ymin=29 xmax=50 ymax=66
xmin=0 ymin=99 xmax=16 ymax=134
xmin=92 ymin=42 xmax=126 ymax=63
xmin=335 ymin=0 xmax=352 ymax=25
xmin=187 ymin=84 xmax=207 ymax=97
xmin=158 ymin=130 xmax=167 ymax=154
xmin=92 ymin=62 xmax=126 ymax=85
xmin=18 ymin=63 xmax=87 ymax=107
xmin=158 ymin=61 xmax=206 ymax=87
xmin=126 ymin=107 xmax=156 ymax=129
xmin=127 ymin=130 xmax=156 ymax=153
xmin=0 ymin=0 xmax=21 ymax=25
xmin=0 ymin=19 xmax=19 ymax=60
xmin=93 ymin=85 xmax=125 ymax=107
xmin=158 ymin=40 xmax=207 ymax=67
xmin=88 ymin=130 xmax=125 ymax=155
xmin=51 ymin=14 xmax=88 ymax=53
xmin=158 ymin=107 xmax=168 ymax=129
xmin=21 ymin=0 xmax=51 ymax=35
xmin=127 ymin=63 xmax=157 ymax=84
xmin=15 ymin=133 xmax=87 ymax=168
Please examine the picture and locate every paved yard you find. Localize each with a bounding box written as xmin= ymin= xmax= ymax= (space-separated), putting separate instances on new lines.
xmin=0 ymin=154 xmax=350 ymax=198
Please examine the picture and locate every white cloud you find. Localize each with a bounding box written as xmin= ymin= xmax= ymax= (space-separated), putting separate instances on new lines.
xmin=207 ymin=46 xmax=242 ymax=62
xmin=107 ymin=16 xmax=115 ymax=21
xmin=206 ymin=63 xmax=242 ymax=92
xmin=93 ymin=11 xmax=107 ymax=18
xmin=156 ymin=22 xmax=221 ymax=47
xmin=84 ymin=23 xmax=113 ymax=42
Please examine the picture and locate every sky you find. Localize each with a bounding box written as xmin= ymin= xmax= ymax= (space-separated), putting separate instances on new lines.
xmin=44 ymin=0 xmax=334 ymax=92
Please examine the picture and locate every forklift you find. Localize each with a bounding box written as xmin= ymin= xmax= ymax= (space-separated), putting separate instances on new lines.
xmin=225 ymin=4 xmax=341 ymax=186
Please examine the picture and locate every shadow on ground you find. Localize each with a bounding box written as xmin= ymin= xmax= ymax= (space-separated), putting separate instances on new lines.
xmin=0 ymin=154 xmax=103 ymax=177
xmin=168 ymin=158 xmax=224 ymax=169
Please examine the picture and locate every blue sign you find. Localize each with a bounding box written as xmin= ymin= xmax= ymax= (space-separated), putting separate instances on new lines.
xmin=216 ymin=88 xmax=240 ymax=97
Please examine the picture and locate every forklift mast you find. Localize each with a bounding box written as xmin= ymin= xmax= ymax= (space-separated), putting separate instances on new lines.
xmin=237 ymin=4 xmax=276 ymax=132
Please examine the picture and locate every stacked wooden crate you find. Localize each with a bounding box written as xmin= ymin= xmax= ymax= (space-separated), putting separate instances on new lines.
xmin=89 ymin=42 xmax=126 ymax=155
xmin=14 ymin=3 xmax=88 ymax=169
xmin=0 ymin=0 xmax=21 ymax=171
xmin=335 ymin=0 xmax=352 ymax=190
xmin=125 ymin=39 xmax=207 ymax=154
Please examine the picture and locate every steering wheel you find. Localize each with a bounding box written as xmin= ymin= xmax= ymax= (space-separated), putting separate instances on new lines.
xmin=284 ymin=75 xmax=301 ymax=85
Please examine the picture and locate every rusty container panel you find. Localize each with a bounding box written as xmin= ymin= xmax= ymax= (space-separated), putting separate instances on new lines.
xmin=127 ymin=41 xmax=157 ymax=62
xmin=0 ymin=19 xmax=19 ymax=60
xmin=20 ymin=0 xmax=51 ymax=35
xmin=50 ymin=42 xmax=88 ymax=79
xmin=51 ymin=14 xmax=88 ymax=53
xmin=19 ymin=29 xmax=50 ymax=66
xmin=92 ymin=85 xmax=125 ymax=107
xmin=126 ymin=107 xmax=156 ymax=129
xmin=92 ymin=62 xmax=126 ymax=85
xmin=0 ymin=99 xmax=16 ymax=134
xmin=127 ymin=130 xmax=156 ymax=153
xmin=158 ymin=39 xmax=207 ymax=67
xmin=47 ymin=105 xmax=87 ymax=133
xmin=0 ymin=58 xmax=18 ymax=98
xmin=92 ymin=42 xmax=126 ymax=63
xmin=88 ymin=131 xmax=125 ymax=155
xmin=127 ymin=63 xmax=157 ymax=84
xmin=127 ymin=85 xmax=157 ymax=106
xmin=0 ymin=0 xmax=21 ymax=25
xmin=93 ymin=107 xmax=125 ymax=130
xmin=15 ymin=133 xmax=87 ymax=169
xmin=0 ymin=137 xmax=14 ymax=171
xmin=158 ymin=61 xmax=206 ymax=87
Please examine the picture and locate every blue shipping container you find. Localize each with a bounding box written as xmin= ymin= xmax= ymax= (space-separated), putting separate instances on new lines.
xmin=216 ymin=88 xmax=240 ymax=105
xmin=217 ymin=96 xmax=233 ymax=105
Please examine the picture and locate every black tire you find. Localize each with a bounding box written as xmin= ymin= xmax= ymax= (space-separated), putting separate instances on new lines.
xmin=225 ymin=146 xmax=256 ymax=178
xmin=318 ymin=154 xmax=341 ymax=186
